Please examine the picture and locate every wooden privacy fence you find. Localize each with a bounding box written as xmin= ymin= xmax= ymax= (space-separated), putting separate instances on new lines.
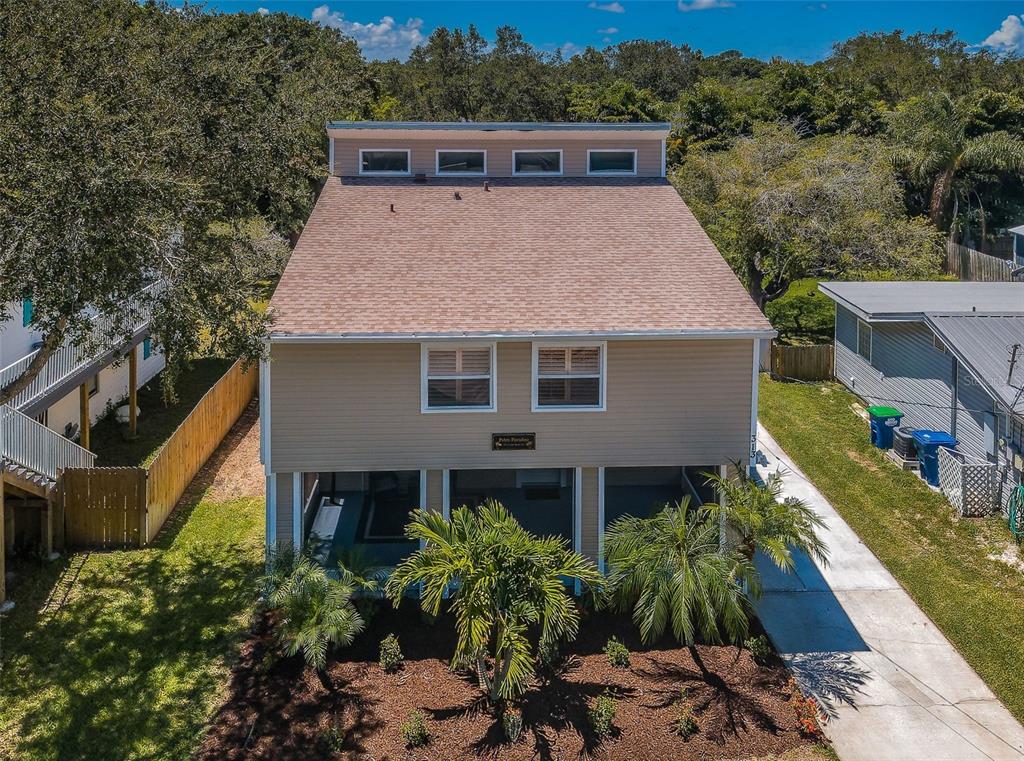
xmin=769 ymin=342 xmax=834 ymax=382
xmin=61 ymin=359 xmax=259 ymax=548
xmin=945 ymin=241 xmax=1018 ymax=282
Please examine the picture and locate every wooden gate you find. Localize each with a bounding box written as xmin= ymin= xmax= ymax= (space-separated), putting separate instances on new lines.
xmin=63 ymin=467 xmax=147 ymax=548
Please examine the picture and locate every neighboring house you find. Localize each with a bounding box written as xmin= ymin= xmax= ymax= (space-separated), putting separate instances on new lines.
xmin=819 ymin=281 xmax=1024 ymax=508
xmin=0 ymin=287 xmax=164 ymax=606
xmin=261 ymin=121 xmax=775 ymax=574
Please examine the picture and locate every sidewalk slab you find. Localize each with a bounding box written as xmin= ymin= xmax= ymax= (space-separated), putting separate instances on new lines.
xmin=754 ymin=423 xmax=1024 ymax=761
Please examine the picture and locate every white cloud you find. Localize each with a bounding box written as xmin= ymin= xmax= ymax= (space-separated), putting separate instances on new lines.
xmin=559 ymin=42 xmax=583 ymax=56
xmin=978 ymin=14 xmax=1024 ymax=54
xmin=597 ymin=26 xmax=619 ymax=34
xmin=677 ymin=0 xmax=734 ymax=11
xmin=588 ymin=1 xmax=625 ymax=13
xmin=312 ymin=5 xmax=426 ymax=60
xmin=256 ymin=7 xmax=269 ymax=15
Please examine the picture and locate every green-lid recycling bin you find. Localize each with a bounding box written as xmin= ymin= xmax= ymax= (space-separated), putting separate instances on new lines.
xmin=867 ymin=405 xmax=904 ymax=449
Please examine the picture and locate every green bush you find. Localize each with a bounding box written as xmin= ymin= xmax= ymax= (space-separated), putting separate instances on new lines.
xmin=401 ymin=710 xmax=430 ymax=748
xmin=603 ymin=636 xmax=631 ymax=669
xmin=672 ymin=704 xmax=699 ymax=740
xmin=379 ymin=633 xmax=404 ymax=673
xmin=745 ymin=634 xmax=773 ymax=666
xmin=318 ymin=716 xmax=346 ymax=753
xmin=588 ymin=692 xmax=617 ymax=739
xmin=502 ymin=709 xmax=524 ymax=743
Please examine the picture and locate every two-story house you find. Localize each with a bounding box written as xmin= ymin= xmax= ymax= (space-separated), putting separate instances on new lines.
xmin=1 ymin=288 xmax=164 ymax=606
xmin=261 ymin=121 xmax=774 ymax=573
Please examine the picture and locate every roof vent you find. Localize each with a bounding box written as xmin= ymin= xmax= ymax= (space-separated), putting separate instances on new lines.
xmin=413 ymin=173 xmax=427 ymax=183
xmin=454 ymin=191 xmax=462 ymax=200
xmin=390 ymin=203 xmax=395 ymax=213
xmin=484 ymin=181 xmax=490 ymax=191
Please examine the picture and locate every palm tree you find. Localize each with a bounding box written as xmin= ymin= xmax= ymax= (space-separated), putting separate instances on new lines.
xmin=604 ymin=498 xmax=757 ymax=676
xmin=887 ymin=91 xmax=1024 ymax=229
xmin=385 ymin=501 xmax=602 ymax=703
xmin=269 ymin=557 xmax=365 ymax=690
xmin=702 ymin=468 xmax=829 ymax=573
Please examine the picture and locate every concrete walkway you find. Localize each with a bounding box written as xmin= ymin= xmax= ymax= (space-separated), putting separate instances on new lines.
xmin=753 ymin=423 xmax=1024 ymax=761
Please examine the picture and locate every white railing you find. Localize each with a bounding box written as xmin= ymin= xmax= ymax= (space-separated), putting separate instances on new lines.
xmin=0 ymin=404 xmax=96 ymax=481
xmin=0 ymin=282 xmax=160 ymax=413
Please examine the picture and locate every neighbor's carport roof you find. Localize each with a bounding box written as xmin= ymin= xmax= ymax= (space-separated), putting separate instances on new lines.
xmin=269 ymin=176 xmax=773 ymax=339
xmin=818 ymin=281 xmax=1024 ymax=321
xmin=925 ymin=313 xmax=1024 ymax=415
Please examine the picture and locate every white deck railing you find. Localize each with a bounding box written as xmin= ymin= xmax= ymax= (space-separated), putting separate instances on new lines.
xmin=0 ymin=404 xmax=95 ymax=481
xmin=0 ymin=282 xmax=160 ymax=413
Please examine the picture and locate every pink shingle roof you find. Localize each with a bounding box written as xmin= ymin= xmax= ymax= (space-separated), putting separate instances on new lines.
xmin=269 ymin=177 xmax=772 ymax=337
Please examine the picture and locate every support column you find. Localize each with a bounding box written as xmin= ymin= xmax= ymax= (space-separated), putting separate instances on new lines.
xmin=0 ymin=484 xmax=6 ymax=604
xmin=41 ymin=496 xmax=52 ymax=558
xmin=128 ymin=344 xmax=138 ymax=437
xmin=79 ymin=383 xmax=90 ymax=450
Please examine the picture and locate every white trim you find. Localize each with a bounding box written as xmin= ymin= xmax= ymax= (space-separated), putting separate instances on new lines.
xmin=749 ymin=340 xmax=759 ymax=474
xmin=419 ymin=469 xmax=428 ymax=550
xmin=573 ymin=466 xmax=583 ymax=594
xmin=512 ymin=148 xmax=563 ymax=176
xmin=856 ymin=318 xmax=873 ymax=362
xmin=597 ymin=467 xmax=606 ymax=572
xmin=435 ymin=148 xmax=487 ymax=176
xmin=586 ymin=148 xmax=638 ymax=176
xmin=266 ymin=474 xmax=277 ymax=556
xmin=328 ymin=137 xmax=335 ymax=175
xmin=660 ymin=138 xmax=667 ymax=177
xmin=358 ymin=148 xmax=411 ymax=176
xmin=531 ymin=340 xmax=607 ymax=413
xmin=420 ymin=342 xmax=498 ymax=413
xmin=260 ymin=350 xmax=271 ymax=474
xmin=292 ymin=472 xmax=302 ymax=550
xmin=442 ymin=469 xmax=451 ymax=519
xmin=271 ymin=328 xmax=776 ymax=343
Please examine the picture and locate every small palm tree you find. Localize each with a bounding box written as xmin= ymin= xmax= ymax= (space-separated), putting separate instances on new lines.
xmin=887 ymin=91 xmax=1024 ymax=229
xmin=604 ymin=498 xmax=756 ymax=676
xmin=385 ymin=501 xmax=602 ymax=703
xmin=269 ymin=557 xmax=365 ymax=690
xmin=702 ymin=467 xmax=828 ymax=572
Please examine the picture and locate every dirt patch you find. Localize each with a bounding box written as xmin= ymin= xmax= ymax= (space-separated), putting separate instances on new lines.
xmin=192 ymin=401 xmax=264 ymax=502
xmin=844 ymin=449 xmax=880 ymax=473
xmin=197 ymin=605 xmax=823 ymax=760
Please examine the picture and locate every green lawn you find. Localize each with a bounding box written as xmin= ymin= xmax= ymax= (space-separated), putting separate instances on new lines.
xmin=89 ymin=357 xmax=234 ymax=467
xmin=760 ymin=376 xmax=1024 ymax=721
xmin=0 ymin=492 xmax=263 ymax=761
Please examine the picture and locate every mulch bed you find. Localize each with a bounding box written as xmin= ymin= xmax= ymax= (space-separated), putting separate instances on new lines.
xmin=198 ymin=602 xmax=821 ymax=760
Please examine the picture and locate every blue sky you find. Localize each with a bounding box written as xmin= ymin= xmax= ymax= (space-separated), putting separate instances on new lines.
xmin=181 ymin=1 xmax=1024 ymax=62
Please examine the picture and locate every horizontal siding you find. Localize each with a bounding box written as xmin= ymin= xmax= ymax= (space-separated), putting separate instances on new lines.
xmin=332 ymin=137 xmax=663 ymax=178
xmin=834 ymin=306 xmax=955 ymax=435
xmin=269 ymin=339 xmax=753 ymax=471
xmin=955 ymin=364 xmax=993 ymax=460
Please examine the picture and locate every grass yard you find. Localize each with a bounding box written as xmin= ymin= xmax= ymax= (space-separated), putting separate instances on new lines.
xmin=759 ymin=376 xmax=1024 ymax=721
xmin=89 ymin=357 xmax=234 ymax=467
xmin=0 ymin=411 xmax=264 ymax=761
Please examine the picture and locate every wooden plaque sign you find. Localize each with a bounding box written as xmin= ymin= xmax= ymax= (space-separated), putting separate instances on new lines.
xmin=492 ymin=433 xmax=536 ymax=451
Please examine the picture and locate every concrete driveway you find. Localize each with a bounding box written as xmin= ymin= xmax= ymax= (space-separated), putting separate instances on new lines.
xmin=753 ymin=423 xmax=1024 ymax=761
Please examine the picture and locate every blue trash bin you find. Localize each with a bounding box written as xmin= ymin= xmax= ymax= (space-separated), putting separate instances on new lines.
xmin=911 ymin=430 xmax=958 ymax=486
xmin=867 ymin=405 xmax=904 ymax=449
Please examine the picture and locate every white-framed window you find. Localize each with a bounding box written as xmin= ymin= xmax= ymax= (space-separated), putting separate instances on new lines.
xmin=856 ymin=318 xmax=872 ymax=362
xmin=932 ymin=335 xmax=948 ymax=354
xmin=435 ymin=149 xmax=486 ymax=175
xmin=421 ymin=343 xmax=497 ymax=413
xmin=359 ymin=148 xmax=411 ymax=176
xmin=531 ymin=342 xmax=606 ymax=412
xmin=587 ymin=149 xmax=637 ymax=176
xmin=512 ymin=149 xmax=563 ymax=176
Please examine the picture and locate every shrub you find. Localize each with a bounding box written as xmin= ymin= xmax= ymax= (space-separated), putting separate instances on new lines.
xmin=502 ymin=709 xmax=524 ymax=743
xmin=788 ymin=681 xmax=824 ymax=739
xmin=672 ymin=704 xmax=698 ymax=740
xmin=588 ymin=692 xmax=617 ymax=739
xmin=603 ymin=636 xmax=631 ymax=669
xmin=745 ymin=634 xmax=773 ymax=666
xmin=379 ymin=633 xmax=404 ymax=673
xmin=536 ymin=638 xmax=564 ymax=675
xmin=318 ymin=716 xmax=346 ymax=753
xmin=401 ymin=710 xmax=430 ymax=748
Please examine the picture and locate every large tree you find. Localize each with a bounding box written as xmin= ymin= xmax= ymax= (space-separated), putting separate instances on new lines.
xmin=675 ymin=124 xmax=941 ymax=308
xmin=0 ymin=0 xmax=371 ymax=404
